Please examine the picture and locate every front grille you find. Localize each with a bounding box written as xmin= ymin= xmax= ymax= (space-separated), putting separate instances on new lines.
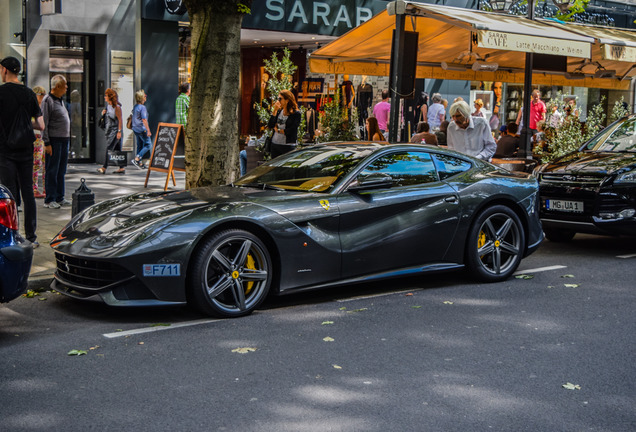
xmin=539 ymin=173 xmax=604 ymax=186
xmin=598 ymin=192 xmax=630 ymax=213
xmin=55 ymin=253 xmax=134 ymax=288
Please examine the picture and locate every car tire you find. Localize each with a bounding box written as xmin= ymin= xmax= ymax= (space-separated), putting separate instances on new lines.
xmin=465 ymin=205 xmax=525 ymax=282
xmin=544 ymin=228 xmax=576 ymax=242
xmin=188 ymin=229 xmax=272 ymax=318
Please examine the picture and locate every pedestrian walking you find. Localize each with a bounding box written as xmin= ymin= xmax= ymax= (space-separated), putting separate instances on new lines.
xmin=268 ymin=89 xmax=301 ymax=158
xmin=175 ymin=82 xmax=190 ymax=128
xmin=131 ymin=89 xmax=152 ymax=169
xmin=32 ymin=85 xmax=47 ymax=198
xmin=427 ymin=93 xmax=445 ymax=130
xmin=42 ymin=74 xmax=71 ymax=209
xmin=97 ymin=88 xmax=125 ymax=174
xmin=372 ymin=90 xmax=390 ymax=140
xmin=0 ymin=56 xmax=44 ymax=246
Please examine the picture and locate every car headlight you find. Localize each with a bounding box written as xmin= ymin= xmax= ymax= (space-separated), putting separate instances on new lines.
xmin=615 ymin=170 xmax=636 ymax=184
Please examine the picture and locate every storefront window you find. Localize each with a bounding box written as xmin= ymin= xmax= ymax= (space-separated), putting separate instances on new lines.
xmin=1 ymin=0 xmax=25 ymax=75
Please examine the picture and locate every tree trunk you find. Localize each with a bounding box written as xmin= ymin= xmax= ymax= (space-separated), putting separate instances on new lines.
xmin=183 ymin=0 xmax=250 ymax=188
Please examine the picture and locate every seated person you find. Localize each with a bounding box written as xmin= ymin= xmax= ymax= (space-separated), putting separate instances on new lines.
xmin=410 ymin=121 xmax=438 ymax=145
xmin=494 ymin=122 xmax=519 ymax=158
xmin=435 ymin=120 xmax=449 ymax=146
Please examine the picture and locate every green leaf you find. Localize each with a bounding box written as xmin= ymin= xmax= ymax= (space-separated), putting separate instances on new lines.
xmin=67 ymin=349 xmax=87 ymax=356
xmin=232 ymin=347 xmax=257 ymax=354
xmin=443 ymin=301 xmax=454 ymax=305
xmin=515 ymin=274 xmax=534 ymax=279
xmin=339 ymin=307 xmax=347 ymax=311
xmin=323 ymin=337 xmax=335 ymax=342
xmin=150 ymin=323 xmax=171 ymax=327
xmin=321 ymin=321 xmax=334 ymax=325
xmin=564 ymin=284 xmax=579 ymax=288
xmin=347 ymin=308 xmax=368 ymax=313
xmin=562 ymin=382 xmax=581 ymax=390
xmin=411 ymin=306 xmax=422 ymax=309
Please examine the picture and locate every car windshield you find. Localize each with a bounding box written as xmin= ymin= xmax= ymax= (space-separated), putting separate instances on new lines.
xmin=584 ymin=116 xmax=636 ymax=153
xmin=234 ymin=145 xmax=379 ymax=193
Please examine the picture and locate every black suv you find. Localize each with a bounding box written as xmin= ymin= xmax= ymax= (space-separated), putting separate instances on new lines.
xmin=536 ymin=114 xmax=636 ymax=242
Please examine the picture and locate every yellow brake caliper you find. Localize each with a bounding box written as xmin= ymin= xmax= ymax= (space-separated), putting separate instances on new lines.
xmin=478 ymin=231 xmax=486 ymax=257
xmin=245 ymin=254 xmax=256 ymax=295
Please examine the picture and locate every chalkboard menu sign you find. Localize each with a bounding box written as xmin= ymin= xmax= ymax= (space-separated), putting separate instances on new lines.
xmin=144 ymin=123 xmax=185 ymax=190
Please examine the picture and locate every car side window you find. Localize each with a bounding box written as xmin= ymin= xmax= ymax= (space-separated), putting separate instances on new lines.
xmin=360 ymin=151 xmax=438 ymax=187
xmin=591 ymin=117 xmax=636 ymax=152
xmin=432 ymin=154 xmax=472 ymax=180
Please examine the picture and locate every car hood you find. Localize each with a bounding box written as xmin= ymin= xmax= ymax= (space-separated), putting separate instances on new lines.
xmin=542 ymin=152 xmax=636 ymax=176
xmin=54 ymin=185 xmax=295 ymax=242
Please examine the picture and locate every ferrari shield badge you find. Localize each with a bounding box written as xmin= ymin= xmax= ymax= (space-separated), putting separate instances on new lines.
xmin=319 ymin=199 xmax=330 ymax=211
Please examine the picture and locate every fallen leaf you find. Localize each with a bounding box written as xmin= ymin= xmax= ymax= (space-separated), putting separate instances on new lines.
xmin=67 ymin=349 xmax=87 ymax=356
xmin=38 ymin=297 xmax=47 ymax=301
xmin=23 ymin=290 xmax=40 ymax=298
xmin=562 ymin=382 xmax=581 ymax=390
xmin=138 ymin=342 xmax=144 ymax=345
xmin=547 ymin=285 xmax=555 ymax=289
xmin=89 ymin=346 xmax=100 ymax=350
xmin=515 ymin=274 xmax=534 ymax=279
xmin=321 ymin=321 xmax=334 ymax=325
xmin=347 ymin=308 xmax=368 ymax=313
xmin=150 ymin=323 xmax=171 ymax=327
xmin=333 ymin=365 xmax=342 ymax=369
xmin=564 ymin=284 xmax=579 ymax=288
xmin=405 ymin=293 xmax=414 ymax=296
xmin=232 ymin=347 xmax=257 ymax=354
xmin=323 ymin=337 xmax=335 ymax=342
xmin=339 ymin=307 xmax=347 ymax=311
xmin=561 ymin=274 xmax=575 ymax=278
xmin=443 ymin=301 xmax=454 ymax=305
xmin=412 ymin=306 xmax=422 ymax=309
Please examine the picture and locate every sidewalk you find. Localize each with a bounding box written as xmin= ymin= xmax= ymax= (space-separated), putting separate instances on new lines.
xmin=22 ymin=163 xmax=186 ymax=289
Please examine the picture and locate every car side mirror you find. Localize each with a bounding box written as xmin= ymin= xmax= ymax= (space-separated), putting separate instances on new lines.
xmin=348 ymin=172 xmax=393 ymax=191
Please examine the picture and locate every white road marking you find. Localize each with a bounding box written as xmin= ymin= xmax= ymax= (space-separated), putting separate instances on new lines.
xmin=616 ymin=253 xmax=636 ymax=259
xmin=514 ymin=265 xmax=567 ymax=275
xmin=337 ymin=288 xmax=423 ymax=303
xmin=103 ymin=318 xmax=221 ymax=338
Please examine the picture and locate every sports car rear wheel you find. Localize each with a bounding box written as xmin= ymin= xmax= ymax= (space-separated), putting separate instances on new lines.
xmin=466 ymin=205 xmax=525 ymax=282
xmin=189 ymin=229 xmax=272 ymax=318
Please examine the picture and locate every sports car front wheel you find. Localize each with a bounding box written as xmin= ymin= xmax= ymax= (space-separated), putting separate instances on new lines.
xmin=189 ymin=229 xmax=272 ymax=318
xmin=465 ymin=205 xmax=525 ymax=282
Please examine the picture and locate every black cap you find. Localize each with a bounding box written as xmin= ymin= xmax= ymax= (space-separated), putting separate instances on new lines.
xmin=0 ymin=56 xmax=21 ymax=74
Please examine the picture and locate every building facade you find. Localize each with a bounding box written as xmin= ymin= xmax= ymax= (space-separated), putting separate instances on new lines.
xmin=2 ymin=0 xmax=634 ymax=163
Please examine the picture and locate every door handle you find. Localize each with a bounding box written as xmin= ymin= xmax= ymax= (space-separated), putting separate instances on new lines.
xmin=444 ymin=196 xmax=458 ymax=203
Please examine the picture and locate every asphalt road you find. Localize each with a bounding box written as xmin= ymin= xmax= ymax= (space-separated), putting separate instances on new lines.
xmin=1 ymin=234 xmax=635 ymax=432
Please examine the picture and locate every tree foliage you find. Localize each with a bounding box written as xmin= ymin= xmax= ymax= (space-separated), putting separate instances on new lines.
xmin=536 ymin=94 xmax=606 ymax=163
xmin=254 ymin=49 xmax=306 ymax=144
xmin=316 ymin=93 xmax=358 ymax=142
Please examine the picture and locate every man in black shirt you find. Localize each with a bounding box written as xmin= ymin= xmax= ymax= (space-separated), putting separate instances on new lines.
xmin=0 ymin=57 xmax=44 ymax=246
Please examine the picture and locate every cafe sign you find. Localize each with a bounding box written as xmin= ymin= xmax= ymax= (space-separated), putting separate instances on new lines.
xmin=601 ymin=44 xmax=636 ymax=63
xmin=477 ymin=30 xmax=591 ymax=59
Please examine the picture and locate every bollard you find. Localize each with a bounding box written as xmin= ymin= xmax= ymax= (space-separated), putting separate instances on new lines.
xmin=72 ymin=178 xmax=95 ymax=217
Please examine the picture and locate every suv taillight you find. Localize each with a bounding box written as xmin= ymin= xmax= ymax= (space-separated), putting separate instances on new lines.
xmin=0 ymin=198 xmax=19 ymax=230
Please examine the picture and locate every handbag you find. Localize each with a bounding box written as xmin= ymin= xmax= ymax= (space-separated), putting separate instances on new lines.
xmin=263 ymin=134 xmax=272 ymax=154
xmin=126 ymin=114 xmax=133 ymax=130
xmin=107 ymin=150 xmax=127 ymax=167
xmin=98 ymin=112 xmax=106 ymax=129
